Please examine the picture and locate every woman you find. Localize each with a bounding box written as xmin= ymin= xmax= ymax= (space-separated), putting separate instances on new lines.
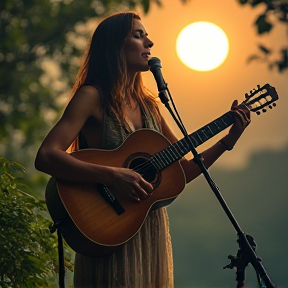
xmin=35 ymin=12 xmax=251 ymax=288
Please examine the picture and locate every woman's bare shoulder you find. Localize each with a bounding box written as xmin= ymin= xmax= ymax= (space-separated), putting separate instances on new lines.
xmin=71 ymin=85 xmax=102 ymax=104
xmin=37 ymin=85 xmax=103 ymax=151
xmin=65 ymin=85 xmax=103 ymax=119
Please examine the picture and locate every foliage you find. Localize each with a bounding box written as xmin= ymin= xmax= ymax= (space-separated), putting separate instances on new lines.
xmin=238 ymin=0 xmax=288 ymax=72
xmin=0 ymin=157 xmax=73 ymax=287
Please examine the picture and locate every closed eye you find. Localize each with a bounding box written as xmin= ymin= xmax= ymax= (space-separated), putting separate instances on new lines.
xmin=134 ymin=29 xmax=148 ymax=38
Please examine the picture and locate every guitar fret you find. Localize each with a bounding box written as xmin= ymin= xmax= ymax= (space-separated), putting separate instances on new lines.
xmin=200 ymin=129 xmax=209 ymax=139
xmin=165 ymin=149 xmax=174 ymax=164
xmin=159 ymin=150 xmax=170 ymax=165
xmin=166 ymin=147 xmax=175 ymax=161
xmin=206 ymin=125 xmax=214 ymax=136
xmin=214 ymin=121 xmax=221 ymax=131
xmin=174 ymin=142 xmax=186 ymax=156
xmin=168 ymin=147 xmax=178 ymax=161
xmin=211 ymin=120 xmax=224 ymax=133
xmin=177 ymin=140 xmax=188 ymax=154
xmin=181 ymin=139 xmax=191 ymax=153
xmin=188 ymin=136 xmax=199 ymax=147
xmin=152 ymin=155 xmax=161 ymax=170
xmin=156 ymin=153 xmax=167 ymax=169
xmin=169 ymin=145 xmax=180 ymax=159
xmin=151 ymin=156 xmax=161 ymax=171
xmin=194 ymin=132 xmax=204 ymax=144
xmin=220 ymin=117 xmax=228 ymax=126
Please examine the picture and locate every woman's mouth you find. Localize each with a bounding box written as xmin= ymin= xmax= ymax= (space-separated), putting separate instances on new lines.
xmin=141 ymin=52 xmax=151 ymax=59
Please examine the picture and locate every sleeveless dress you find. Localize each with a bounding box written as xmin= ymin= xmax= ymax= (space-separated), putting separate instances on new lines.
xmin=73 ymin=104 xmax=174 ymax=288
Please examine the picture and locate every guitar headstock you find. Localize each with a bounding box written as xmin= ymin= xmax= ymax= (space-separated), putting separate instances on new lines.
xmin=243 ymin=83 xmax=279 ymax=115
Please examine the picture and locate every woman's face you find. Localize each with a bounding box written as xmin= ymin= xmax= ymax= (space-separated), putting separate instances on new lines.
xmin=125 ymin=19 xmax=154 ymax=74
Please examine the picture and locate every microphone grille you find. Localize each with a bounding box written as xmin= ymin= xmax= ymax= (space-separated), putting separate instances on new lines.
xmin=148 ymin=57 xmax=162 ymax=69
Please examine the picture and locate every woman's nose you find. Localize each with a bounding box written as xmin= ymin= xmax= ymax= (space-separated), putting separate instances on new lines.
xmin=146 ymin=37 xmax=154 ymax=48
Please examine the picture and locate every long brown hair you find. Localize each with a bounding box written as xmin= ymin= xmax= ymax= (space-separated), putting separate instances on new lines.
xmin=75 ymin=12 xmax=160 ymax=117
xmin=70 ymin=12 xmax=160 ymax=150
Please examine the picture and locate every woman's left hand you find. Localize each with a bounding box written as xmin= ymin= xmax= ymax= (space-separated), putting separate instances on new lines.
xmin=230 ymin=99 xmax=251 ymax=135
xmin=223 ymin=100 xmax=251 ymax=147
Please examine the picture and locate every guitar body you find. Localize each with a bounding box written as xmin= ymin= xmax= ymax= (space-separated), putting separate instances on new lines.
xmin=45 ymin=129 xmax=186 ymax=257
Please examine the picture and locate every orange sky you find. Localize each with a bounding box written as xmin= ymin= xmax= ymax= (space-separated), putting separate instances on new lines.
xmin=132 ymin=0 xmax=288 ymax=169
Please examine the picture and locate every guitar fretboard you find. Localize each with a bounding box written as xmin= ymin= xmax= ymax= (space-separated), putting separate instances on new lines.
xmin=151 ymin=112 xmax=234 ymax=171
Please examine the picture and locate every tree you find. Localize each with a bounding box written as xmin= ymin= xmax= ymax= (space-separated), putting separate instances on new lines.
xmin=0 ymin=157 xmax=73 ymax=287
xmin=237 ymin=0 xmax=288 ymax=72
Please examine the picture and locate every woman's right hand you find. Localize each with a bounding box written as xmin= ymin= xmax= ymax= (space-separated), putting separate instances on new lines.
xmin=107 ymin=167 xmax=154 ymax=202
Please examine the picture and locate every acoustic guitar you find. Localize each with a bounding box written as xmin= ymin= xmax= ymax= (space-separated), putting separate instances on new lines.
xmin=45 ymin=83 xmax=278 ymax=257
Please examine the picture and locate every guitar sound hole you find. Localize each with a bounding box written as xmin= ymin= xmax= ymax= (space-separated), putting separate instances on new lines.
xmin=124 ymin=153 xmax=161 ymax=189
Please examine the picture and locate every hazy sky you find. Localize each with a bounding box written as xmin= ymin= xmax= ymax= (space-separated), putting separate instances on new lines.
xmin=134 ymin=0 xmax=288 ymax=169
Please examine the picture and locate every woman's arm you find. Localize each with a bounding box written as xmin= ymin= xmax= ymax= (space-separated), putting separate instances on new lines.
xmin=160 ymin=100 xmax=251 ymax=183
xmin=34 ymin=85 xmax=114 ymax=184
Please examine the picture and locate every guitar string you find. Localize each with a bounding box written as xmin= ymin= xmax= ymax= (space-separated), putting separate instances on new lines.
xmin=132 ymin=131 xmax=200 ymax=176
xmin=131 ymin=143 xmax=185 ymax=176
xmin=130 ymin=112 xmax=238 ymax=177
xmin=131 ymin=135 xmax=193 ymax=177
xmin=131 ymin=146 xmax=178 ymax=174
xmin=130 ymin=124 xmax=215 ymax=176
xmin=131 ymin=124 xmax=225 ymax=176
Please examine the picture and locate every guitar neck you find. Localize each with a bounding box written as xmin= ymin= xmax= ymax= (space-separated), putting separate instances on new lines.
xmin=151 ymin=111 xmax=234 ymax=171
xmin=188 ymin=111 xmax=234 ymax=148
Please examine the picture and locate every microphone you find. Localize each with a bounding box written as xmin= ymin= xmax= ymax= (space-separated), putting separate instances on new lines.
xmin=148 ymin=57 xmax=167 ymax=92
xmin=148 ymin=57 xmax=169 ymax=104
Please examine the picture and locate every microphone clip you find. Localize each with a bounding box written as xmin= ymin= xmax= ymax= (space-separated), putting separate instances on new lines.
xmin=158 ymin=85 xmax=169 ymax=105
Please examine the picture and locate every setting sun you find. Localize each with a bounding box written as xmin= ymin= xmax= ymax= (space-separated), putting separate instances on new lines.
xmin=176 ymin=21 xmax=229 ymax=71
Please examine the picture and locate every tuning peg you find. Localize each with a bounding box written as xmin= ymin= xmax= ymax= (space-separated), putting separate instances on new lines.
xmin=269 ymin=105 xmax=272 ymax=109
xmin=262 ymin=109 xmax=267 ymax=113
xmin=245 ymin=93 xmax=249 ymax=98
xmin=257 ymin=84 xmax=260 ymax=90
xmin=273 ymin=103 xmax=276 ymax=107
xmin=256 ymin=111 xmax=261 ymax=115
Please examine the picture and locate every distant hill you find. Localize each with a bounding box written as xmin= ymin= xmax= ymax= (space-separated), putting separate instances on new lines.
xmin=167 ymin=145 xmax=288 ymax=288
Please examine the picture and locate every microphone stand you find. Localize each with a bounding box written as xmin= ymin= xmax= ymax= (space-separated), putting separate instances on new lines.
xmin=157 ymin=82 xmax=275 ymax=288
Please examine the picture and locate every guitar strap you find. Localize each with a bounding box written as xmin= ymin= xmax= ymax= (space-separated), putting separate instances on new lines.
xmin=50 ymin=221 xmax=65 ymax=288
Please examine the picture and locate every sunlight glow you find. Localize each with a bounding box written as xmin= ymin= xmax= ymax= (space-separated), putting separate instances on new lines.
xmin=176 ymin=21 xmax=229 ymax=71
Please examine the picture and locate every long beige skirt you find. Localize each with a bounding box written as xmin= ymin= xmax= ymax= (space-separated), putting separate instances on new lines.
xmin=73 ymin=207 xmax=174 ymax=288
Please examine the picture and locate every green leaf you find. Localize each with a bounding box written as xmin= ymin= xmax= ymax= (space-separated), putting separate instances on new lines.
xmin=255 ymin=14 xmax=273 ymax=34
xmin=238 ymin=0 xmax=248 ymax=4
xmin=258 ymin=44 xmax=271 ymax=54
xmin=247 ymin=54 xmax=262 ymax=64
xmin=251 ymin=0 xmax=264 ymax=7
xmin=277 ymin=48 xmax=288 ymax=71
xmin=142 ymin=0 xmax=150 ymax=14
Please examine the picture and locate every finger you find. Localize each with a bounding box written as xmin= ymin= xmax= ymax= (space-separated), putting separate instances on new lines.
xmin=237 ymin=107 xmax=251 ymax=121
xmin=142 ymin=179 xmax=153 ymax=194
xmin=231 ymin=99 xmax=238 ymax=109
xmin=133 ymin=181 xmax=151 ymax=200
xmin=237 ymin=109 xmax=250 ymax=120
xmin=129 ymin=191 xmax=141 ymax=202
xmin=233 ymin=109 xmax=251 ymax=127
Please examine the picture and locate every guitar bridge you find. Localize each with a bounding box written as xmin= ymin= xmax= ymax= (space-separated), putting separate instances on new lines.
xmin=97 ymin=184 xmax=125 ymax=215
